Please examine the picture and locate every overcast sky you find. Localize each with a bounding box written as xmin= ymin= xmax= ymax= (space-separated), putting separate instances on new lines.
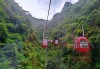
xmin=15 ymin=0 xmax=79 ymax=20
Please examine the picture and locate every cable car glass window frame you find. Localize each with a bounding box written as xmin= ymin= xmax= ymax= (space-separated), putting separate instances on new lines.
xmin=80 ymin=40 xmax=88 ymax=48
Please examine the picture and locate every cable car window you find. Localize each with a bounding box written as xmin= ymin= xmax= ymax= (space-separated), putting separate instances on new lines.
xmin=80 ymin=40 xmax=88 ymax=48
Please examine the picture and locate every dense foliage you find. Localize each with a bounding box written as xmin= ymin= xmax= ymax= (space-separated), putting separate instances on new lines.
xmin=0 ymin=0 xmax=40 ymax=68
xmin=51 ymin=0 xmax=100 ymax=69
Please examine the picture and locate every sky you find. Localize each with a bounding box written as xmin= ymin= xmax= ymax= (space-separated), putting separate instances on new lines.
xmin=15 ymin=0 xmax=79 ymax=20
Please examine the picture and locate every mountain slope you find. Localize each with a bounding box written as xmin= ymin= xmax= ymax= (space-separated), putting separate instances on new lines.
xmin=48 ymin=0 xmax=100 ymax=28
xmin=0 ymin=0 xmax=42 ymax=68
xmin=4 ymin=0 xmax=47 ymax=30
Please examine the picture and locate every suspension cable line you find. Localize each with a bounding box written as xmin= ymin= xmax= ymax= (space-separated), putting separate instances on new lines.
xmin=41 ymin=0 xmax=52 ymax=69
xmin=43 ymin=0 xmax=51 ymax=39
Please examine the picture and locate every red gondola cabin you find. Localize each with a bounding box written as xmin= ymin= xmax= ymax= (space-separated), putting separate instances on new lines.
xmin=73 ymin=37 xmax=90 ymax=53
xmin=42 ymin=39 xmax=48 ymax=48
xmin=54 ymin=40 xmax=59 ymax=46
xmin=53 ymin=35 xmax=59 ymax=46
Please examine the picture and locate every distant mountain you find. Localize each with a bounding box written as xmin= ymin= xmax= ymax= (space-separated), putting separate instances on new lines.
xmin=48 ymin=0 xmax=100 ymax=29
xmin=3 ymin=0 xmax=99 ymax=31
xmin=48 ymin=2 xmax=72 ymax=28
xmin=48 ymin=0 xmax=89 ymax=29
xmin=3 ymin=0 xmax=47 ymax=31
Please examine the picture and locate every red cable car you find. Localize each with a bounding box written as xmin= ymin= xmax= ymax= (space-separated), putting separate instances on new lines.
xmin=53 ymin=35 xmax=59 ymax=46
xmin=42 ymin=39 xmax=48 ymax=48
xmin=54 ymin=40 xmax=59 ymax=46
xmin=73 ymin=37 xmax=90 ymax=53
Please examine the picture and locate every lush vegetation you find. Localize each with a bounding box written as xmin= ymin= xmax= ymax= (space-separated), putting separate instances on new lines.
xmin=50 ymin=0 xmax=100 ymax=69
xmin=0 ymin=0 xmax=100 ymax=69
xmin=0 ymin=0 xmax=40 ymax=68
